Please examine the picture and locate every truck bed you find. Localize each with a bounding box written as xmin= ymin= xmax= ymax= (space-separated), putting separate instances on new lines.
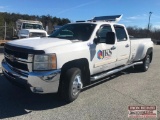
xmin=130 ymin=38 xmax=153 ymax=62
xmin=130 ymin=37 xmax=150 ymax=40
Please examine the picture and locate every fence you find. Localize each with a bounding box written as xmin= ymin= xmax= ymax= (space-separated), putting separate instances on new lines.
xmin=0 ymin=22 xmax=53 ymax=40
xmin=0 ymin=22 xmax=15 ymax=40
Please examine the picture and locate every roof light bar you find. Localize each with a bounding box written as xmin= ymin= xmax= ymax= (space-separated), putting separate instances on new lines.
xmin=90 ymin=15 xmax=123 ymax=22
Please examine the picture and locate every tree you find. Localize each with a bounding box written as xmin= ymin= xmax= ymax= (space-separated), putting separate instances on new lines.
xmin=0 ymin=12 xmax=71 ymax=39
xmin=127 ymin=26 xmax=160 ymax=40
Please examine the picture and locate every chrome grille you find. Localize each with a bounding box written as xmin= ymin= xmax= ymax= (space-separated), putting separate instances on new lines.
xmin=4 ymin=44 xmax=29 ymax=71
xmin=4 ymin=44 xmax=45 ymax=72
xmin=30 ymin=32 xmax=46 ymax=37
xmin=4 ymin=46 xmax=28 ymax=59
xmin=5 ymin=58 xmax=28 ymax=71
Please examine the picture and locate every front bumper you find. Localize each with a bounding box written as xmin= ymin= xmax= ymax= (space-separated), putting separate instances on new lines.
xmin=1 ymin=59 xmax=61 ymax=93
xmin=18 ymin=34 xmax=29 ymax=38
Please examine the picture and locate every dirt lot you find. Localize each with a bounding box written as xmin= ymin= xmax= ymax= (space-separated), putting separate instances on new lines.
xmin=0 ymin=45 xmax=160 ymax=120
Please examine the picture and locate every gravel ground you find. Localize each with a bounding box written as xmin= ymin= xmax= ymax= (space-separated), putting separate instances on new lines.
xmin=0 ymin=45 xmax=160 ymax=120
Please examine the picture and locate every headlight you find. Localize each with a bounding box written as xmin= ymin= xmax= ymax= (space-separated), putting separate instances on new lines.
xmin=33 ymin=54 xmax=57 ymax=71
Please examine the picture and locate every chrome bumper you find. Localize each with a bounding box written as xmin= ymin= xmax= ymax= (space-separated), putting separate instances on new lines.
xmin=1 ymin=59 xmax=61 ymax=93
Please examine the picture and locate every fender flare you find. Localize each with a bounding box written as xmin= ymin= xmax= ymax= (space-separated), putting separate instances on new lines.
xmin=146 ymin=47 xmax=153 ymax=62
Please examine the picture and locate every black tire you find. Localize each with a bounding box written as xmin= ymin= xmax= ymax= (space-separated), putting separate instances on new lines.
xmin=134 ymin=54 xmax=151 ymax=72
xmin=59 ymin=68 xmax=83 ymax=102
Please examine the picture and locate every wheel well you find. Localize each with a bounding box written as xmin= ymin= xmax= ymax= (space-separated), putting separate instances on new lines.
xmin=146 ymin=47 xmax=153 ymax=62
xmin=149 ymin=52 xmax=153 ymax=62
xmin=60 ymin=58 xmax=90 ymax=86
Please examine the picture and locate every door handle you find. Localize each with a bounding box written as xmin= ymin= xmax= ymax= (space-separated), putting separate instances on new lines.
xmin=125 ymin=44 xmax=129 ymax=47
xmin=111 ymin=46 xmax=116 ymax=50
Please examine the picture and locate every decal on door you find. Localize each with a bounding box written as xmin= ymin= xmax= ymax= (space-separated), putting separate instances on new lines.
xmin=97 ymin=49 xmax=112 ymax=60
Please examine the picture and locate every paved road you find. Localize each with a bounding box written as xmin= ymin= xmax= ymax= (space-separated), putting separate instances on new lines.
xmin=0 ymin=46 xmax=160 ymax=120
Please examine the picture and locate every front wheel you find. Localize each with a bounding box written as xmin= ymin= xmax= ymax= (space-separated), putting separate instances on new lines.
xmin=59 ymin=68 xmax=83 ymax=102
xmin=134 ymin=54 xmax=151 ymax=72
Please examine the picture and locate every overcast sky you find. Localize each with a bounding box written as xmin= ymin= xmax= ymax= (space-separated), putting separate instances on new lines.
xmin=0 ymin=0 xmax=160 ymax=28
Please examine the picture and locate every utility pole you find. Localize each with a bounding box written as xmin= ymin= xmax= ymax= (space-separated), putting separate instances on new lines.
xmin=4 ymin=22 xmax=6 ymax=40
xmin=148 ymin=12 xmax=152 ymax=31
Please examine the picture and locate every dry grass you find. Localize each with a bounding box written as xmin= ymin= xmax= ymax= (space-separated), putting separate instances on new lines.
xmin=0 ymin=40 xmax=9 ymax=46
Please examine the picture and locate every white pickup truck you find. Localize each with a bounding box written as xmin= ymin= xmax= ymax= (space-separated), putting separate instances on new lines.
xmin=16 ymin=19 xmax=48 ymax=39
xmin=1 ymin=15 xmax=154 ymax=102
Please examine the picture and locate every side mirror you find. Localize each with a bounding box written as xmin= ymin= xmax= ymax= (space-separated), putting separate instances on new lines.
xmin=106 ymin=32 xmax=115 ymax=44
xmin=94 ymin=38 xmax=100 ymax=44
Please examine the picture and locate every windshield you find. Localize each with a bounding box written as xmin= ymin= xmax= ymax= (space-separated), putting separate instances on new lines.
xmin=22 ymin=23 xmax=44 ymax=30
xmin=49 ymin=23 xmax=96 ymax=41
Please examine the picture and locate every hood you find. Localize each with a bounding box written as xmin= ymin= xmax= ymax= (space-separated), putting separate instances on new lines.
xmin=7 ymin=37 xmax=73 ymax=50
xmin=26 ymin=29 xmax=47 ymax=33
xmin=20 ymin=29 xmax=47 ymax=33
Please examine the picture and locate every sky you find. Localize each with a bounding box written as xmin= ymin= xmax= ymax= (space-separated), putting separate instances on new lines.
xmin=0 ymin=0 xmax=160 ymax=28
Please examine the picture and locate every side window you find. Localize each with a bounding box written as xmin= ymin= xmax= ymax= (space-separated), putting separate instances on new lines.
xmin=114 ymin=26 xmax=128 ymax=41
xmin=97 ymin=25 xmax=112 ymax=43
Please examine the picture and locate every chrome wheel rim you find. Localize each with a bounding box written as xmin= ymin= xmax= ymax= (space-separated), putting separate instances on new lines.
xmin=145 ymin=55 xmax=150 ymax=69
xmin=72 ymin=74 xmax=83 ymax=96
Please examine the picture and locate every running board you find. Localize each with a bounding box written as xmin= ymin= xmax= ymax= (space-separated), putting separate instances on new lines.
xmin=90 ymin=62 xmax=143 ymax=81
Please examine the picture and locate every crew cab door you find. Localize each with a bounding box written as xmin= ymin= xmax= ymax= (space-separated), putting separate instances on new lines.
xmin=91 ymin=25 xmax=117 ymax=74
xmin=114 ymin=25 xmax=130 ymax=66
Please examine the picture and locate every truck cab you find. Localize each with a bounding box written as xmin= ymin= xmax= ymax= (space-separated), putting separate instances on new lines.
xmin=89 ymin=23 xmax=131 ymax=74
